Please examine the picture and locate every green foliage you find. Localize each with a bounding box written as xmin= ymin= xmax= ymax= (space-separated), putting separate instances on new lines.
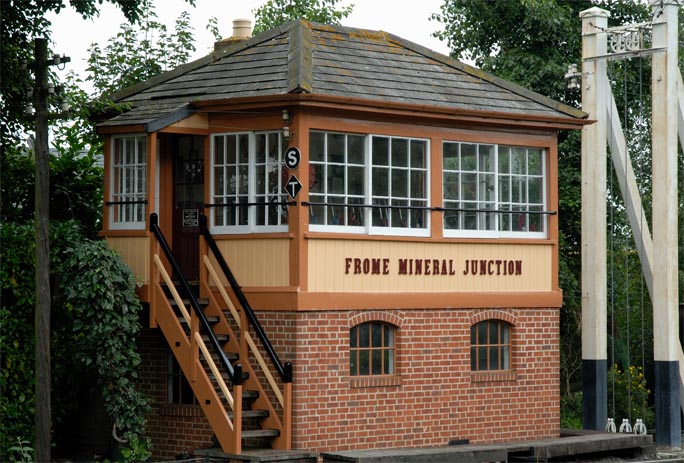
xmin=86 ymin=6 xmax=197 ymax=98
xmin=55 ymin=237 xmax=151 ymax=460
xmin=0 ymin=222 xmax=150 ymax=462
xmin=608 ymin=364 xmax=654 ymax=430
xmin=6 ymin=439 xmax=34 ymax=463
xmin=0 ymin=224 xmax=37 ymax=461
xmin=0 ymin=0 xmax=184 ymax=147
xmin=0 ymin=144 xmax=103 ymax=238
xmin=560 ymin=392 xmax=583 ymax=430
xmin=253 ymin=0 xmax=354 ymax=34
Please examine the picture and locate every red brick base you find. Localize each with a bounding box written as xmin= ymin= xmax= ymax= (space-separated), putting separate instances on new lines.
xmin=137 ymin=306 xmax=559 ymax=459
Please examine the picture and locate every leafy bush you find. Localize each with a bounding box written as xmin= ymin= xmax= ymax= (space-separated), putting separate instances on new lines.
xmin=0 ymin=222 xmax=150 ymax=461
xmin=608 ymin=364 xmax=654 ymax=431
xmin=560 ymin=392 xmax=583 ymax=430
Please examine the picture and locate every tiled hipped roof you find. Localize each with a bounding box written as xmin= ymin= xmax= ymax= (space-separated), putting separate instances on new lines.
xmin=97 ymin=19 xmax=586 ymax=131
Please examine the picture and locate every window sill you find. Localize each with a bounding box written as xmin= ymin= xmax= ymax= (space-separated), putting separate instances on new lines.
xmin=470 ymin=370 xmax=517 ymax=383
xmin=159 ymin=403 xmax=202 ymax=417
xmin=350 ymin=375 xmax=401 ymax=388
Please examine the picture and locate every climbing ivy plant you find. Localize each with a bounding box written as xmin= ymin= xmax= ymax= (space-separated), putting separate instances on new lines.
xmin=55 ymin=236 xmax=151 ymax=460
xmin=0 ymin=222 xmax=150 ymax=461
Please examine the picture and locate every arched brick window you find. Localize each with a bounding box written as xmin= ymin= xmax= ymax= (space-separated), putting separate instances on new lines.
xmin=470 ymin=319 xmax=511 ymax=371
xmin=350 ymin=321 xmax=395 ymax=376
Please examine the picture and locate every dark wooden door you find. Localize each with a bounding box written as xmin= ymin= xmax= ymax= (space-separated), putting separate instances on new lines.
xmin=172 ymin=135 xmax=204 ymax=281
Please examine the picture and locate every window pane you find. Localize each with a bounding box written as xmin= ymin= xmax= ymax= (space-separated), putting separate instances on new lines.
xmin=411 ymin=171 xmax=425 ymax=199
xmin=529 ymin=177 xmax=542 ymax=203
xmin=479 ymin=145 xmax=495 ymax=172
xmin=372 ymin=350 xmax=382 ymax=375
xmin=328 ymin=165 xmax=345 ymax=194
xmin=238 ymin=134 xmax=249 ymax=164
xmin=350 ymin=350 xmax=358 ymax=375
xmin=371 ymin=323 xmax=382 ymax=347
xmin=489 ymin=321 xmax=499 ymax=344
xmin=359 ymin=350 xmax=369 ymax=375
xmin=372 ymin=168 xmax=389 ymax=196
xmin=372 ymin=137 xmax=389 ymax=166
xmin=490 ymin=346 xmax=500 ymax=370
xmin=471 ymin=347 xmax=477 ymax=370
xmin=410 ymin=140 xmax=425 ymax=168
xmin=310 ymin=132 xmax=325 ymax=162
xmin=351 ymin=326 xmax=358 ymax=348
xmin=359 ymin=323 xmax=370 ymax=347
xmin=443 ymin=142 xmax=459 ymax=170
xmin=478 ymin=322 xmax=488 ymax=343
xmin=478 ymin=347 xmax=488 ymax=370
xmin=499 ymin=147 xmax=511 ymax=173
xmin=462 ymin=173 xmax=477 ymax=201
xmin=444 ymin=172 xmax=459 ymax=200
xmin=328 ymin=133 xmax=345 ymax=163
xmin=348 ymin=135 xmax=365 ymax=164
xmin=348 ymin=166 xmax=364 ymax=195
xmin=392 ymin=170 xmax=408 ymax=197
xmin=384 ymin=350 xmax=392 ymax=374
xmin=255 ymin=134 xmax=266 ymax=164
xmin=391 ymin=138 xmax=408 ymax=167
xmin=461 ymin=144 xmax=477 ymax=171
xmin=502 ymin=346 xmax=510 ymax=370
xmin=512 ymin=147 xmax=526 ymax=175
xmin=528 ymin=149 xmax=542 ymax=175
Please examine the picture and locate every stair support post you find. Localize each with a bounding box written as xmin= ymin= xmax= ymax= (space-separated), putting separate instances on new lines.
xmin=233 ymin=383 xmax=243 ymax=454
xmin=190 ymin=310 xmax=199 ymax=382
xmin=283 ymin=381 xmax=292 ymax=450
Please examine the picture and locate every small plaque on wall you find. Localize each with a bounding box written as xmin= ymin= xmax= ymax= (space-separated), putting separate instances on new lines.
xmin=183 ymin=209 xmax=199 ymax=227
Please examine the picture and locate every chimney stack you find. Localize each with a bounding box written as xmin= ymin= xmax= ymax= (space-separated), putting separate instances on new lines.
xmin=214 ymin=19 xmax=252 ymax=51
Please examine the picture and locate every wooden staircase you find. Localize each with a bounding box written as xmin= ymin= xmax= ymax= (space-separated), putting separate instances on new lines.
xmin=149 ymin=214 xmax=292 ymax=455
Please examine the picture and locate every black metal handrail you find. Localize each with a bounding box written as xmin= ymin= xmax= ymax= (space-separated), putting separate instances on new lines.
xmin=205 ymin=200 xmax=296 ymax=208
xmin=302 ymin=200 xmax=556 ymax=215
xmin=199 ymin=214 xmax=293 ymax=384
xmin=150 ymin=213 xmax=243 ymax=385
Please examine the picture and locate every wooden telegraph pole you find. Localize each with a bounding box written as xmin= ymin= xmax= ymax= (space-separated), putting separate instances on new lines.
xmin=30 ymin=37 xmax=69 ymax=462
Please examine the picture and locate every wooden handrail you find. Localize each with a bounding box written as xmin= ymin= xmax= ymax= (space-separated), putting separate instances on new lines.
xmin=204 ymin=256 xmax=285 ymax=407
xmin=199 ymin=214 xmax=292 ymax=383
xmin=195 ymin=332 xmax=235 ymax=412
xmin=154 ymin=254 xmax=191 ymax=325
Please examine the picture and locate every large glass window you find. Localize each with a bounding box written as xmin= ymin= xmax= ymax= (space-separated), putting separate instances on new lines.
xmin=371 ymin=136 xmax=429 ymax=235
xmin=309 ymin=131 xmax=366 ymax=229
xmin=110 ymin=134 xmax=146 ymax=229
xmin=470 ymin=320 xmax=511 ymax=371
xmin=443 ymin=142 xmax=546 ymax=238
xmin=350 ymin=322 xmax=395 ymax=376
xmin=212 ymin=132 xmax=287 ymax=232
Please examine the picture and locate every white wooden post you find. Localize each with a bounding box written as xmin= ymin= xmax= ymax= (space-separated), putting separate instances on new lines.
xmin=580 ymin=6 xmax=610 ymax=431
xmin=650 ymin=0 xmax=681 ymax=447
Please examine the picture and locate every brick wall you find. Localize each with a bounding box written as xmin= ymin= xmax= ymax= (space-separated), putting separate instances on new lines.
xmin=138 ymin=306 xmax=559 ymax=457
xmin=265 ymin=307 xmax=560 ymax=453
xmin=137 ymin=327 xmax=214 ymax=461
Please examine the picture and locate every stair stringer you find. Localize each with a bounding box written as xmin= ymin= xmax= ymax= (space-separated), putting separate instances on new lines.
xmin=200 ymin=278 xmax=288 ymax=449
xmin=152 ymin=282 xmax=241 ymax=454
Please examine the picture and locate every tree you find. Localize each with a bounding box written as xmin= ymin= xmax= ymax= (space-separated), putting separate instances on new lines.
xmin=252 ymin=0 xmax=353 ymax=34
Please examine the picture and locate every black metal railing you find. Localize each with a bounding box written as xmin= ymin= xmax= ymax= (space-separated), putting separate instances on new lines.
xmin=150 ymin=213 xmax=243 ymax=385
xmin=199 ymin=214 xmax=293 ymax=384
xmin=302 ymin=200 xmax=557 ymax=215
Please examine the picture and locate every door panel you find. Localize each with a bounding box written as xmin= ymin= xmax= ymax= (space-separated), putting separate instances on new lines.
xmin=172 ymin=135 xmax=205 ymax=281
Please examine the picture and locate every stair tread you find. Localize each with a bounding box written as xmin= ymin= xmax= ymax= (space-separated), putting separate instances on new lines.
xmin=228 ymin=409 xmax=269 ymax=419
xmin=169 ymin=298 xmax=209 ymax=306
xmin=241 ymin=429 xmax=280 ymax=438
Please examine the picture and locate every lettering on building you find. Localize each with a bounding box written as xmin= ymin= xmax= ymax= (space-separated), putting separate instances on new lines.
xmin=344 ymin=257 xmax=523 ymax=276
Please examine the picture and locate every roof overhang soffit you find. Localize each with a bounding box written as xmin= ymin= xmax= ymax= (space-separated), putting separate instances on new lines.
xmin=192 ymin=94 xmax=592 ymax=131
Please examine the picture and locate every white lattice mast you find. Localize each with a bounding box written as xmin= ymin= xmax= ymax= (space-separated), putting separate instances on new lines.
xmin=579 ymin=0 xmax=681 ymax=447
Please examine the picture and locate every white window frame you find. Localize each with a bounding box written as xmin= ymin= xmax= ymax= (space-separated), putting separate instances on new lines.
xmin=210 ymin=131 xmax=288 ymax=234
xmin=442 ymin=141 xmax=547 ymax=239
xmin=309 ymin=131 xmax=367 ymax=234
xmin=368 ymin=135 xmax=430 ymax=238
xmin=109 ymin=134 xmax=147 ymax=230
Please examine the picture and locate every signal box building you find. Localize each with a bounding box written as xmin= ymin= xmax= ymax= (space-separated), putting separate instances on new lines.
xmin=97 ymin=19 xmax=587 ymax=461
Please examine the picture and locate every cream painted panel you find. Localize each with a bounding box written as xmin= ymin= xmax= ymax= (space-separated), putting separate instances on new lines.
xmin=167 ymin=113 xmax=209 ymax=130
xmin=107 ymin=237 xmax=150 ymax=284
xmin=308 ymin=239 xmax=552 ymax=293
xmin=211 ymin=239 xmax=289 ymax=287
